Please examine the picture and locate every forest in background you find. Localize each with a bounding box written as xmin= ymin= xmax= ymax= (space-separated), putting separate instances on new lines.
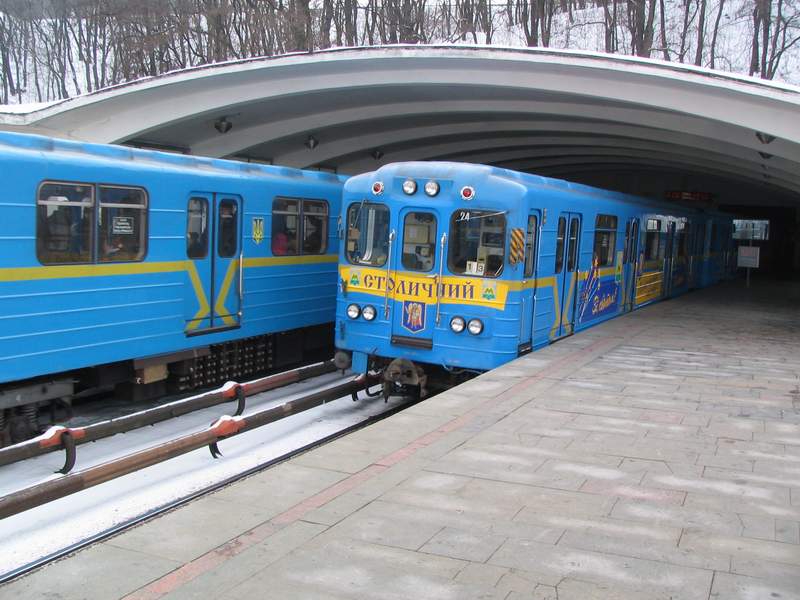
xmin=0 ymin=0 xmax=798 ymax=105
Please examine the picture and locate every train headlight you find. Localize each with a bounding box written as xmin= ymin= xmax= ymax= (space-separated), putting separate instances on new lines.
xmin=372 ymin=181 xmax=384 ymax=195
xmin=346 ymin=304 xmax=361 ymax=319
xmin=450 ymin=316 xmax=466 ymax=333
xmin=467 ymin=318 xmax=484 ymax=335
xmin=362 ymin=305 xmax=377 ymax=321
xmin=424 ymin=180 xmax=440 ymax=197
xmin=402 ymin=179 xmax=417 ymax=195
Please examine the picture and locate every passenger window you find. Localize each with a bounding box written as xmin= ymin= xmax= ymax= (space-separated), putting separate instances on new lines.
xmin=566 ymin=218 xmax=580 ymax=272
xmin=448 ymin=209 xmax=506 ymax=278
xmin=272 ymin=197 xmax=328 ymax=256
xmin=218 ymin=200 xmax=238 ymax=258
xmin=523 ymin=215 xmax=537 ymax=278
xmin=302 ymin=200 xmax=328 ymax=255
xmin=402 ymin=212 xmax=436 ymax=272
xmin=272 ymin=198 xmax=299 ymax=256
xmin=554 ymin=217 xmax=566 ymax=274
xmin=346 ymin=202 xmax=390 ymax=267
xmin=187 ymin=197 xmax=209 ymax=259
xmin=593 ymin=214 xmax=617 ymax=267
xmin=676 ymin=221 xmax=688 ymax=258
xmin=37 ymin=182 xmax=94 ymax=264
xmin=98 ymin=186 xmax=147 ymax=262
xmin=644 ymin=219 xmax=661 ymax=260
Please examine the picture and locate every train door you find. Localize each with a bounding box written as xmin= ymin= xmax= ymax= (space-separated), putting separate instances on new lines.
xmin=519 ymin=212 xmax=540 ymax=352
xmin=185 ymin=193 xmax=243 ymax=334
xmin=663 ymin=221 xmax=676 ymax=298
xmin=389 ymin=208 xmax=439 ymax=346
xmin=623 ymin=217 xmax=640 ymax=312
xmin=554 ymin=212 xmax=581 ymax=338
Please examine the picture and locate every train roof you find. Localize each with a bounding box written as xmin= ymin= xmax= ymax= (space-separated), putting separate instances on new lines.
xmin=0 ymin=130 xmax=347 ymax=186
xmin=353 ymin=161 xmax=727 ymax=218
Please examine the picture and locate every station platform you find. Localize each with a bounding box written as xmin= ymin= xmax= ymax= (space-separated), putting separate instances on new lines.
xmin=5 ymin=279 xmax=800 ymax=600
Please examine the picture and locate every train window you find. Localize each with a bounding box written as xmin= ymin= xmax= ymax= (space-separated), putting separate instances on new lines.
xmin=218 ymin=200 xmax=238 ymax=258
xmin=346 ymin=202 xmax=390 ymax=267
xmin=187 ymin=197 xmax=209 ymax=259
xmin=37 ymin=182 xmax=95 ymax=264
xmin=272 ymin=198 xmax=299 ymax=256
xmin=676 ymin=220 xmax=688 ymax=258
xmin=566 ymin=218 xmax=580 ymax=272
xmin=273 ymin=198 xmax=328 ymax=256
xmin=302 ymin=200 xmax=328 ymax=255
xmin=554 ymin=217 xmax=566 ymax=274
xmin=448 ymin=209 xmax=506 ymax=278
xmin=523 ymin=215 xmax=537 ymax=278
xmin=98 ymin=186 xmax=147 ymax=262
xmin=710 ymin=223 xmax=719 ymax=252
xmin=402 ymin=212 xmax=436 ymax=272
xmin=644 ymin=218 xmax=662 ymax=261
xmin=593 ymin=214 xmax=617 ymax=267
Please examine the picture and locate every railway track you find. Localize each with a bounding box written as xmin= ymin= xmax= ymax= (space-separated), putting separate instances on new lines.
xmin=0 ymin=365 xmax=416 ymax=584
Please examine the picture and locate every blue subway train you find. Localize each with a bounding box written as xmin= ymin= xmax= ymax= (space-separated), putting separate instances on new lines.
xmin=333 ymin=162 xmax=734 ymax=397
xmin=0 ymin=131 xmax=344 ymax=442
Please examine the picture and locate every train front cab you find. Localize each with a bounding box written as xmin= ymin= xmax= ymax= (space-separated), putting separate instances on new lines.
xmin=335 ymin=171 xmax=531 ymax=395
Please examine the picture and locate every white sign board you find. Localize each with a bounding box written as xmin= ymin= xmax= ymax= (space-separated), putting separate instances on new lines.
xmin=738 ymin=246 xmax=760 ymax=269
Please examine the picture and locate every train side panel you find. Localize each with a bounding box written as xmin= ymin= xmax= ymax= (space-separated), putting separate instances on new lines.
xmin=0 ymin=133 xmax=342 ymax=386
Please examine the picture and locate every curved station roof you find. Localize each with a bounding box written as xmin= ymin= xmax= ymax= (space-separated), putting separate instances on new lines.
xmin=2 ymin=46 xmax=799 ymax=207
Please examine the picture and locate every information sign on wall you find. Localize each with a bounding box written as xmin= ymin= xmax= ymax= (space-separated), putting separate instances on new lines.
xmin=737 ymin=246 xmax=760 ymax=269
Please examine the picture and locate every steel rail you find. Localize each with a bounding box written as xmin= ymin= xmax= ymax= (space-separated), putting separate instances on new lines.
xmin=0 ymin=381 xmax=417 ymax=585
xmin=0 ymin=361 xmax=337 ymax=469
xmin=0 ymin=374 xmax=372 ymax=521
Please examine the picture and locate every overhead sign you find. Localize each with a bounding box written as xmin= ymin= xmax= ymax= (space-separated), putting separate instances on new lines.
xmin=738 ymin=246 xmax=760 ymax=268
xmin=664 ymin=191 xmax=714 ymax=202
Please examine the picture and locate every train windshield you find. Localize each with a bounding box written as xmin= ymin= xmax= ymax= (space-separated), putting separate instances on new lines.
xmin=346 ymin=202 xmax=390 ymax=267
xmin=448 ymin=209 xmax=507 ymax=278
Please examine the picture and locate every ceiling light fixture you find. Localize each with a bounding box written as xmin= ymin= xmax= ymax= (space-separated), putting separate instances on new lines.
xmin=755 ymin=131 xmax=776 ymax=144
xmin=371 ymin=149 xmax=384 ymax=160
xmin=305 ymin=135 xmax=319 ymax=150
xmin=214 ymin=117 xmax=232 ymax=134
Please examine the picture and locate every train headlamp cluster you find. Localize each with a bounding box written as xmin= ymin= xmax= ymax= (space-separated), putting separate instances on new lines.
xmin=402 ymin=179 xmax=417 ymax=195
xmin=388 ymin=178 xmax=441 ymax=197
xmin=347 ymin=303 xmax=377 ymax=321
xmin=449 ymin=316 xmax=466 ymax=333
xmin=450 ymin=316 xmax=483 ymax=335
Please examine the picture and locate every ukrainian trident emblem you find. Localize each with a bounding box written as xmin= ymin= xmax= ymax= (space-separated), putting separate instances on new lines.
xmin=402 ymin=300 xmax=426 ymax=333
xmin=252 ymin=217 xmax=265 ymax=244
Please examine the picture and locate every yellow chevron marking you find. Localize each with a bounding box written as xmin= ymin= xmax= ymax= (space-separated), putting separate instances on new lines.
xmin=214 ymin=259 xmax=240 ymax=326
xmin=185 ymin=260 xmax=211 ymax=331
xmin=549 ymin=276 xmax=562 ymax=340
xmin=561 ymin=271 xmax=577 ymax=335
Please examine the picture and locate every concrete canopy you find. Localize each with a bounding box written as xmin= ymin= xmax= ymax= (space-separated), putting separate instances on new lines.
xmin=3 ymin=45 xmax=799 ymax=207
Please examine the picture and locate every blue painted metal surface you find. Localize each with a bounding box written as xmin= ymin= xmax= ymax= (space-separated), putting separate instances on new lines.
xmin=335 ymin=161 xmax=733 ymax=375
xmin=0 ymin=131 xmax=344 ymax=384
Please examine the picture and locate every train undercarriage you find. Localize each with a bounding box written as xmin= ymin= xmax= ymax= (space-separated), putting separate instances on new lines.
xmin=0 ymin=324 xmax=333 ymax=446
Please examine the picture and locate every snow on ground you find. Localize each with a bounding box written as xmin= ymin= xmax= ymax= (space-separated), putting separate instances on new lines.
xmin=0 ymin=371 xmax=400 ymax=577
xmin=0 ymin=101 xmax=59 ymax=114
